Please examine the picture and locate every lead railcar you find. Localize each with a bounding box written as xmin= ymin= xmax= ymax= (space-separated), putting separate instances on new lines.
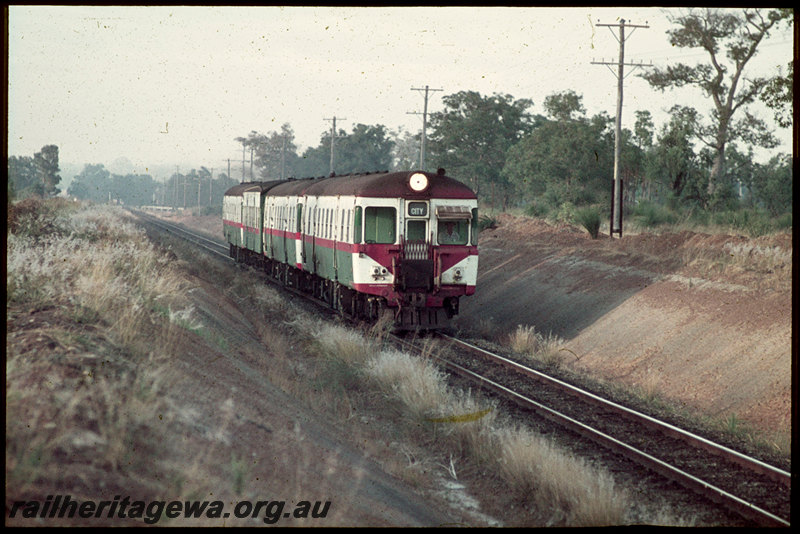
xmin=223 ymin=169 xmax=478 ymax=329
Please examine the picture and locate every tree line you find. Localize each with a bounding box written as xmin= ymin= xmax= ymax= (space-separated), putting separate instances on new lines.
xmin=8 ymin=8 xmax=792 ymax=224
xmin=230 ymin=8 xmax=793 ymax=220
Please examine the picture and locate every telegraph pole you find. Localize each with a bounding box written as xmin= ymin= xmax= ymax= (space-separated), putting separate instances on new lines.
xmin=408 ymin=85 xmax=442 ymax=171
xmin=323 ymin=116 xmax=346 ymax=176
xmin=240 ymin=140 xmax=246 ymax=182
xmin=281 ymin=135 xmax=286 ymax=180
xmin=592 ymin=18 xmax=650 ymax=238
xmin=174 ymin=166 xmax=179 ymax=210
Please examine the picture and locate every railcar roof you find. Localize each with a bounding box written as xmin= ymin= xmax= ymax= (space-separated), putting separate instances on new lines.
xmin=265 ymin=171 xmax=476 ymax=199
xmin=223 ymin=180 xmax=284 ymax=197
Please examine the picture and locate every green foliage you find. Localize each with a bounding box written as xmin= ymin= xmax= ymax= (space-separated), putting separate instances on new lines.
xmin=391 ymin=127 xmax=421 ymax=171
xmin=543 ymin=90 xmax=585 ymax=121
xmin=641 ymin=8 xmax=788 ymax=195
xmin=574 ymin=206 xmax=602 ymax=238
xmin=477 ymin=214 xmax=498 ymax=231
xmin=427 ymin=90 xmax=534 ymax=207
xmin=631 ymin=200 xmax=679 ymax=228
xmin=750 ymin=154 xmax=793 ymax=215
xmin=553 ymin=202 xmax=576 ymax=225
xmin=295 ymin=123 xmax=395 ymax=178
xmin=760 ymin=60 xmax=793 ymax=128
xmin=67 ymin=164 xmax=169 ymax=207
xmin=647 ymin=106 xmax=705 ymax=202
xmin=242 ymin=123 xmax=301 ymax=180
xmin=8 ymin=145 xmax=62 ymax=199
xmin=502 ymin=95 xmax=616 ymax=210
xmin=774 ymin=212 xmax=792 ymax=230
xmin=34 ymin=145 xmax=62 ymax=197
xmin=524 ymin=200 xmax=550 ymax=219
xmin=711 ymin=209 xmax=777 ymax=237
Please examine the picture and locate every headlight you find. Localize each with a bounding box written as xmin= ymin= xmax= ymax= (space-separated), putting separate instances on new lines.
xmin=371 ymin=266 xmax=388 ymax=280
xmin=408 ymin=172 xmax=429 ymax=193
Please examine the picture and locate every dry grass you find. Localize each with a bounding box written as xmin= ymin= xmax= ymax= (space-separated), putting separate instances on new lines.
xmin=365 ymin=349 xmax=450 ymax=421
xmin=7 ymin=200 xmax=368 ymax=526
xmin=497 ymin=427 xmax=626 ymax=526
xmin=6 ymin=200 xmax=245 ymax=522
xmin=508 ymin=324 xmax=566 ymax=367
xmin=306 ymin=324 xmax=630 ymax=526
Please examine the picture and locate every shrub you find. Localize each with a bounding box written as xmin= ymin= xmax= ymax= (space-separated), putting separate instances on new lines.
xmin=199 ymin=205 xmax=221 ymax=217
xmin=574 ymin=206 xmax=602 ymax=238
xmin=478 ymin=214 xmax=498 ymax=231
xmin=711 ymin=208 xmax=776 ymax=237
xmin=774 ymin=212 xmax=792 ymax=230
xmin=525 ymin=201 xmax=550 ymax=218
xmin=553 ymin=202 xmax=576 ymax=224
xmin=631 ymin=201 xmax=678 ymax=228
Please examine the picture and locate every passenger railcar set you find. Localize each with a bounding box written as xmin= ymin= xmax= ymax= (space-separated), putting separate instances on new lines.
xmin=223 ymin=169 xmax=479 ymax=329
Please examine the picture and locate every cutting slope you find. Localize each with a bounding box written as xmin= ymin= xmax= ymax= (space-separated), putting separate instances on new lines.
xmin=457 ymin=214 xmax=791 ymax=434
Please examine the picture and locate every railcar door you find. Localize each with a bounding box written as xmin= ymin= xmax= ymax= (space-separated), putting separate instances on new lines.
xmin=399 ymin=200 xmax=433 ymax=291
xmin=294 ymin=202 xmax=302 ymax=269
xmin=303 ymin=201 xmax=316 ymax=274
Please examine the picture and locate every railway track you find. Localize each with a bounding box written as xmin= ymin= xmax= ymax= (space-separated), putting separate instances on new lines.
xmin=135 ymin=210 xmax=791 ymax=527
xmin=133 ymin=210 xmax=232 ymax=260
xmin=390 ymin=333 xmax=791 ymax=527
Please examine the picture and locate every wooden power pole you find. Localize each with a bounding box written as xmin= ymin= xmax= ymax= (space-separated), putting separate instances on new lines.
xmin=592 ymin=18 xmax=650 ymax=238
xmin=323 ymin=116 xmax=347 ymax=176
xmin=408 ymin=85 xmax=442 ymax=171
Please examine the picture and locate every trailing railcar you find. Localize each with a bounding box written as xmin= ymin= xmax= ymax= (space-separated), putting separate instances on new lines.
xmin=223 ymin=169 xmax=478 ymax=329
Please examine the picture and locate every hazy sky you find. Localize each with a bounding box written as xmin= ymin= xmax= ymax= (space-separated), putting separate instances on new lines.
xmin=7 ymin=6 xmax=793 ymax=178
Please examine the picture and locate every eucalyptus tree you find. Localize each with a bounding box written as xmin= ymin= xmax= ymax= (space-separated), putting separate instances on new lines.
xmin=502 ymin=91 xmax=614 ymax=209
xmin=641 ymin=8 xmax=789 ymax=200
xmin=33 ymin=145 xmax=62 ymax=197
xmin=294 ymin=123 xmax=394 ymax=178
xmin=334 ymin=123 xmax=394 ymax=175
xmin=427 ymin=90 xmax=534 ymax=208
xmin=247 ymin=124 xmax=301 ymax=180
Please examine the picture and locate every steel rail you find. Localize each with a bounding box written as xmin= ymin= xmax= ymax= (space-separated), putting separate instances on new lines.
xmin=132 ymin=211 xmax=231 ymax=260
xmin=391 ymin=333 xmax=790 ymax=527
xmin=439 ymin=333 xmax=791 ymax=488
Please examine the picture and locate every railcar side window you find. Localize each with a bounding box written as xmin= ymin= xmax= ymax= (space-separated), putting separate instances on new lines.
xmin=471 ymin=208 xmax=479 ymax=246
xmin=364 ymin=207 xmax=396 ymax=244
xmin=353 ymin=207 xmax=362 ymax=244
xmin=296 ymin=204 xmax=302 ymax=234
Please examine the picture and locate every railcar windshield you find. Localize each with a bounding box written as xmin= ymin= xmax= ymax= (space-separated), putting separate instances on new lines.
xmin=437 ymin=219 xmax=468 ymax=245
xmin=406 ymin=219 xmax=427 ymax=241
xmin=364 ymin=207 xmax=396 ymax=244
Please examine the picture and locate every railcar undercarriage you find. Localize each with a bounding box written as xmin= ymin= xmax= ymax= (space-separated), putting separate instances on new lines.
xmin=229 ymin=245 xmax=456 ymax=330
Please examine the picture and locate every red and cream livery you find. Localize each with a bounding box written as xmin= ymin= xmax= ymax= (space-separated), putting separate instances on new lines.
xmin=223 ymin=169 xmax=478 ymax=329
